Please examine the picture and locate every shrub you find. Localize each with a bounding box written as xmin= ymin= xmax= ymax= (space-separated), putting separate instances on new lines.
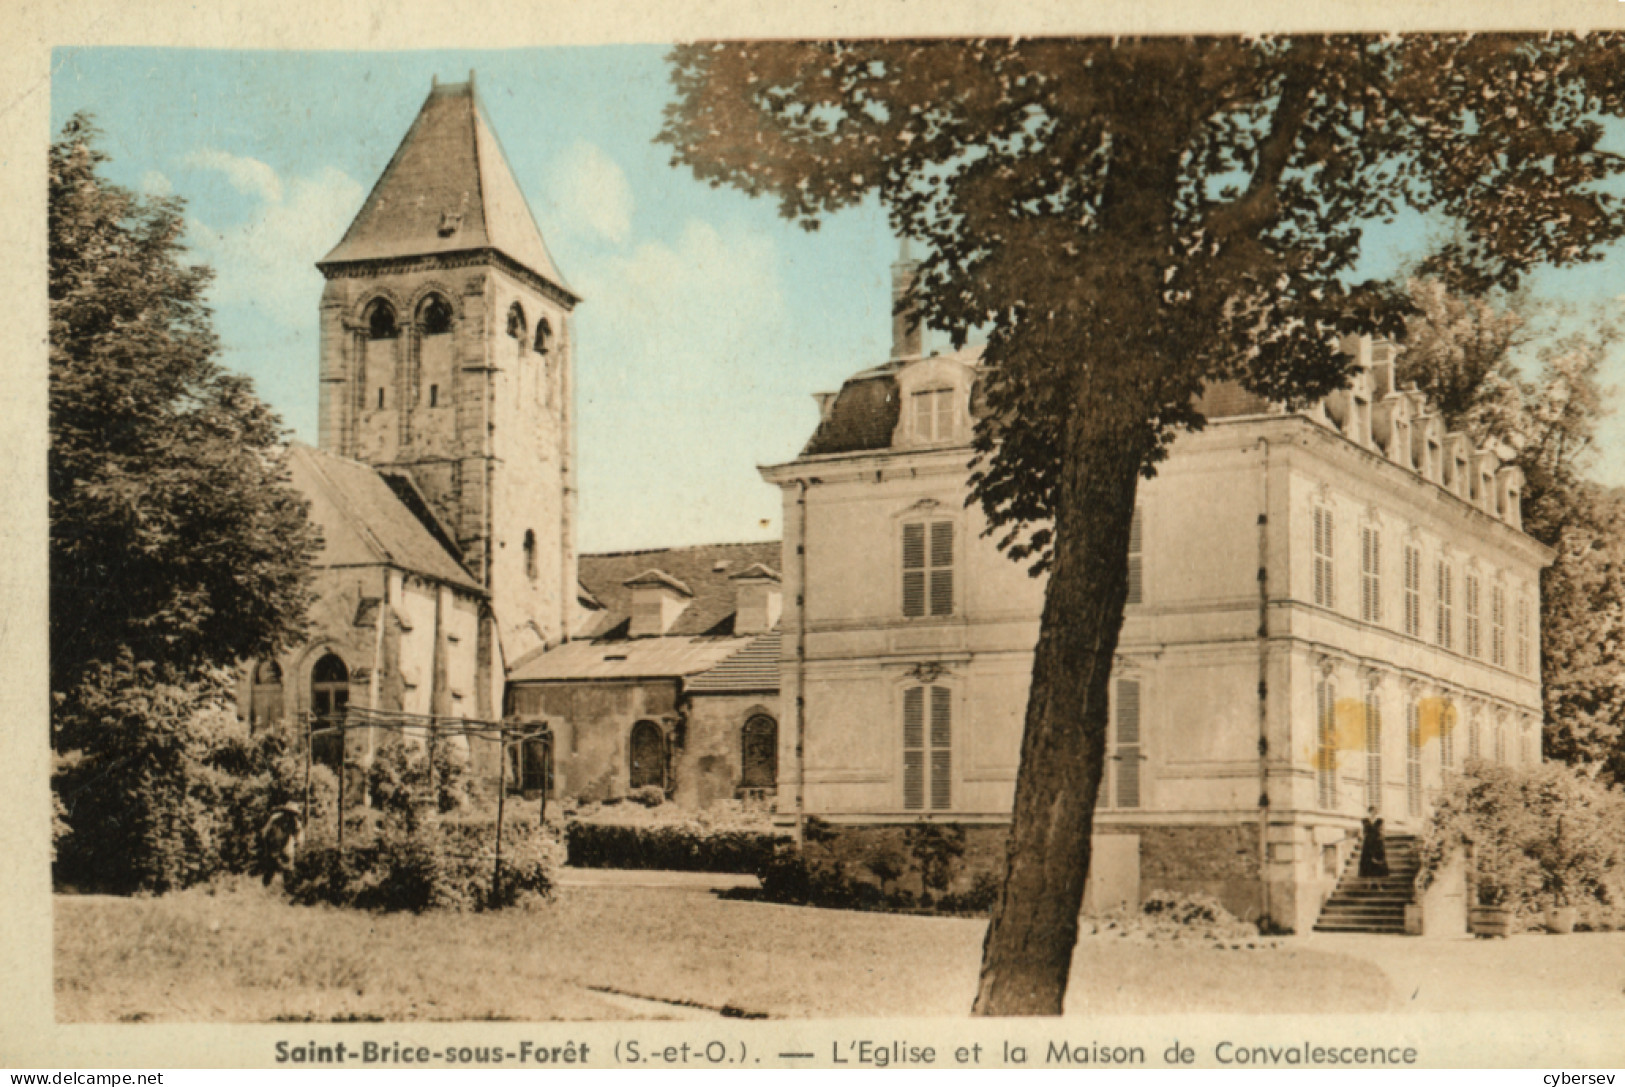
xmin=627 ymin=785 xmax=666 ymax=808
xmin=904 ymin=824 xmax=966 ymax=893
xmin=285 ymin=818 xmax=555 ymax=912
xmin=937 ymin=871 xmax=1002 ymax=915
xmin=1422 ymin=761 xmax=1625 ymax=920
xmin=565 ymin=821 xmax=780 ymax=873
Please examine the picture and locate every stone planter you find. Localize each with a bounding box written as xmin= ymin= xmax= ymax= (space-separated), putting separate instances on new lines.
xmin=1469 ymin=904 xmax=1515 ymax=938
xmin=1545 ymin=906 xmax=1579 ymax=934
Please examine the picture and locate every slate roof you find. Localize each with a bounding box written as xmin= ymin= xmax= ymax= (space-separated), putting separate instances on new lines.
xmin=574 ymin=540 xmax=782 ymax=640
xmin=799 ymin=343 xmax=1273 ymax=459
xmin=684 ymin=632 xmax=782 ymax=693
xmin=506 ymin=635 xmax=747 ymax=683
xmin=287 ymin=443 xmax=482 ymax=593
xmin=319 ymin=80 xmax=572 ymax=296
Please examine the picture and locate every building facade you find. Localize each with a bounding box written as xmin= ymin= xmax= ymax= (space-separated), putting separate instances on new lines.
xmin=761 ymin=263 xmax=1552 ymax=932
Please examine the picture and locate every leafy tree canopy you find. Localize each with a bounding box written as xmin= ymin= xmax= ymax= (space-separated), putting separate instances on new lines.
xmin=49 ymin=114 xmax=319 ymax=704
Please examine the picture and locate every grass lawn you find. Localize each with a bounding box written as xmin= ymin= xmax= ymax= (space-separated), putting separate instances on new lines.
xmin=55 ymin=881 xmax=1394 ymax=1021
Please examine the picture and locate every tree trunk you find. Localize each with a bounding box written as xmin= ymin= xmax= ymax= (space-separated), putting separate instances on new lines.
xmin=972 ymin=410 xmax=1147 ymax=1016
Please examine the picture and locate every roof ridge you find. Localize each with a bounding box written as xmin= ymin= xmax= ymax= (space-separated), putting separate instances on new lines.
xmin=583 ymin=539 xmax=782 ymax=559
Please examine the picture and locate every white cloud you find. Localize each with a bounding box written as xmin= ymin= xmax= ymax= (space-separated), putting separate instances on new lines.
xmin=547 ymin=142 xmax=634 ymax=246
xmin=186 ymin=161 xmax=364 ymax=327
xmin=184 ymin=148 xmax=284 ymax=204
xmin=139 ymin=170 xmax=172 ymax=197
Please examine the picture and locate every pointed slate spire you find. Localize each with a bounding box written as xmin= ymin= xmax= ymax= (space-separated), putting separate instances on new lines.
xmin=320 ymin=76 xmax=573 ymax=299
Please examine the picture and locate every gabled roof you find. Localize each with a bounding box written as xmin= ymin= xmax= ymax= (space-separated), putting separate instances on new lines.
xmin=319 ymin=79 xmax=571 ymax=296
xmin=685 ymin=632 xmax=781 ymax=693
xmin=288 ymin=443 xmax=482 ymax=594
xmin=728 ymin=563 xmax=781 ymax=582
xmin=575 ymin=540 xmax=782 ymax=639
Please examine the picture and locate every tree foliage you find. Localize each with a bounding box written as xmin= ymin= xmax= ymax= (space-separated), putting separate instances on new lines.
xmin=1398 ymin=279 xmax=1625 ymax=775
xmin=49 ymin=114 xmax=318 ymax=701
xmin=661 ymin=36 xmax=1625 ymax=1014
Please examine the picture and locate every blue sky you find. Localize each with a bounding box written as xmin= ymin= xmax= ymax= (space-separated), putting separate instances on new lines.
xmin=50 ymin=47 xmax=1625 ymax=552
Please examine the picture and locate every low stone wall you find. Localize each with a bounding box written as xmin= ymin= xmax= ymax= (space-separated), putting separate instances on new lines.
xmin=807 ymin=819 xmax=1265 ymax=918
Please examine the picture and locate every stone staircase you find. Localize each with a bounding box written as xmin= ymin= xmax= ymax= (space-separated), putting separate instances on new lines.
xmin=1313 ymin=833 xmax=1420 ymax=934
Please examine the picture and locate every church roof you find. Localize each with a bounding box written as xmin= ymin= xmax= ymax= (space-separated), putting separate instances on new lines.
xmin=287 ymin=443 xmax=483 ymax=593
xmin=318 ymin=78 xmax=571 ymax=297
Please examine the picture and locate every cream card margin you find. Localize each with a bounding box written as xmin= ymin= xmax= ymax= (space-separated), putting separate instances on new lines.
xmin=5 ymin=0 xmax=1625 ymax=1070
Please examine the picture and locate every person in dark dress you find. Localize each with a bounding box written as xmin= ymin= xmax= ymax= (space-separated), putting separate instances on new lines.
xmin=1358 ymin=807 xmax=1389 ymax=878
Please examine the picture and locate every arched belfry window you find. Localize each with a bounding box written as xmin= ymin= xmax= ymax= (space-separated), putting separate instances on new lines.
xmin=418 ymin=296 xmax=453 ymax=336
xmin=534 ymin=317 xmax=553 ymax=355
xmin=523 ymin=529 xmax=538 ymax=581
xmin=740 ymin=715 xmax=778 ymax=790
xmin=506 ymin=302 xmax=527 ymax=340
xmin=366 ymin=300 xmax=398 ymax=340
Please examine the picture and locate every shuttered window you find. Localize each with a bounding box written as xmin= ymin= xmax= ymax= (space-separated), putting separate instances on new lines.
xmin=1494 ymin=720 xmax=1506 ymax=764
xmin=1361 ymin=526 xmax=1382 ymax=624
xmin=903 ymin=685 xmax=951 ymax=811
xmin=1516 ymin=596 xmax=1532 ymax=676
xmin=1490 ymin=583 xmax=1506 ymax=667
xmin=1468 ymin=711 xmax=1482 ymax=762
xmin=1435 ymin=560 xmax=1454 ymax=650
xmin=1406 ymin=700 xmax=1423 ymax=818
xmin=1125 ymin=507 xmax=1145 ymax=606
xmin=1464 ymin=572 xmax=1481 ymax=658
xmin=1312 ymin=506 xmax=1335 ymax=609
xmin=1403 ymin=544 xmax=1422 ymax=637
xmin=1440 ymin=699 xmax=1455 ymax=771
xmin=1364 ymin=686 xmax=1382 ymax=814
xmin=902 ymin=521 xmax=954 ymax=618
xmin=1112 ymin=678 xmax=1142 ymax=809
xmin=1317 ymin=677 xmax=1338 ymax=810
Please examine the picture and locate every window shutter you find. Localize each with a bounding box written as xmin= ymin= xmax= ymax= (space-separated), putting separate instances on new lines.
xmin=929 ymin=521 xmax=954 ymax=616
xmin=1365 ymin=689 xmax=1382 ymax=813
xmin=1317 ymin=678 xmax=1337 ymax=809
xmin=902 ymin=523 xmax=926 ymax=618
xmin=1115 ymin=678 xmax=1141 ymax=809
xmin=1440 ymin=701 xmax=1455 ymax=769
xmin=903 ymin=686 xmax=925 ymax=810
xmin=1126 ymin=507 xmax=1144 ymax=606
xmin=934 ymin=389 xmax=954 ymax=441
xmin=930 ymin=685 xmax=952 ymax=810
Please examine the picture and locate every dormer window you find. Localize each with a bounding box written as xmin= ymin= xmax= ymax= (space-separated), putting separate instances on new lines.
xmin=625 ymin=569 xmax=693 ymax=637
xmin=911 ymin=388 xmax=955 ymax=443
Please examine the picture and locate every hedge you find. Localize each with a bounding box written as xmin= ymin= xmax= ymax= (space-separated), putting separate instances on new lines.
xmin=565 ymin=821 xmax=781 ymax=873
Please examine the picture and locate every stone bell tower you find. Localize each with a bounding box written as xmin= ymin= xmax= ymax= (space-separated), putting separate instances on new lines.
xmin=315 ymin=73 xmax=578 ymax=664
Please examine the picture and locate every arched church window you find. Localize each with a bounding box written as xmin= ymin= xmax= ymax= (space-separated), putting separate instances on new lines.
xmin=506 ymin=302 xmax=527 ymax=340
xmin=250 ymin=660 xmax=284 ymax=730
xmin=310 ymin=653 xmax=349 ymax=769
xmin=366 ymin=300 xmax=398 ymax=340
xmin=629 ymin=720 xmax=665 ymax=790
xmin=740 ymin=715 xmax=778 ymax=790
xmin=523 ymin=529 xmax=537 ymax=581
xmin=418 ymin=296 xmax=453 ymax=336
xmin=534 ymin=317 xmax=553 ymax=355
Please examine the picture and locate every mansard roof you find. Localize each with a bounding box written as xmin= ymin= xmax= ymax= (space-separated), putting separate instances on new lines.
xmin=319 ymin=78 xmax=571 ymax=298
xmin=287 ymin=443 xmax=483 ymax=593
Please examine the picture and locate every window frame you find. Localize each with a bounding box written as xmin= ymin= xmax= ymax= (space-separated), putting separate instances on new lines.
xmin=1403 ymin=542 xmax=1422 ymax=638
xmin=1312 ymin=505 xmax=1336 ymax=610
xmin=1360 ymin=523 xmax=1382 ymax=624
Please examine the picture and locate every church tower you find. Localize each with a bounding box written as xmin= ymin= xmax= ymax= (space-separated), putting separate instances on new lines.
xmin=316 ymin=74 xmax=578 ymax=664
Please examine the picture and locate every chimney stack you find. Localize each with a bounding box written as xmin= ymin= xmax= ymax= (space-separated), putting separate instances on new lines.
xmin=891 ymin=237 xmax=922 ymax=359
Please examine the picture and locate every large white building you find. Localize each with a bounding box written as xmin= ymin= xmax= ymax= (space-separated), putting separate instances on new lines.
xmin=761 ymin=255 xmax=1551 ymax=933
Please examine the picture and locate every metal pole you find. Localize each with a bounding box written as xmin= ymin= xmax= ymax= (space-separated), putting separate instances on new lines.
xmin=336 ymin=718 xmax=345 ymax=858
xmin=493 ymin=726 xmax=507 ymax=905
xmin=303 ymin=711 xmax=312 ymax=830
xmin=538 ymin=734 xmax=550 ymax=825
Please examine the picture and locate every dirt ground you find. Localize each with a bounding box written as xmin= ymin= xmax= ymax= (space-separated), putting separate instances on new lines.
xmin=53 ymin=879 xmax=1623 ymax=1022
